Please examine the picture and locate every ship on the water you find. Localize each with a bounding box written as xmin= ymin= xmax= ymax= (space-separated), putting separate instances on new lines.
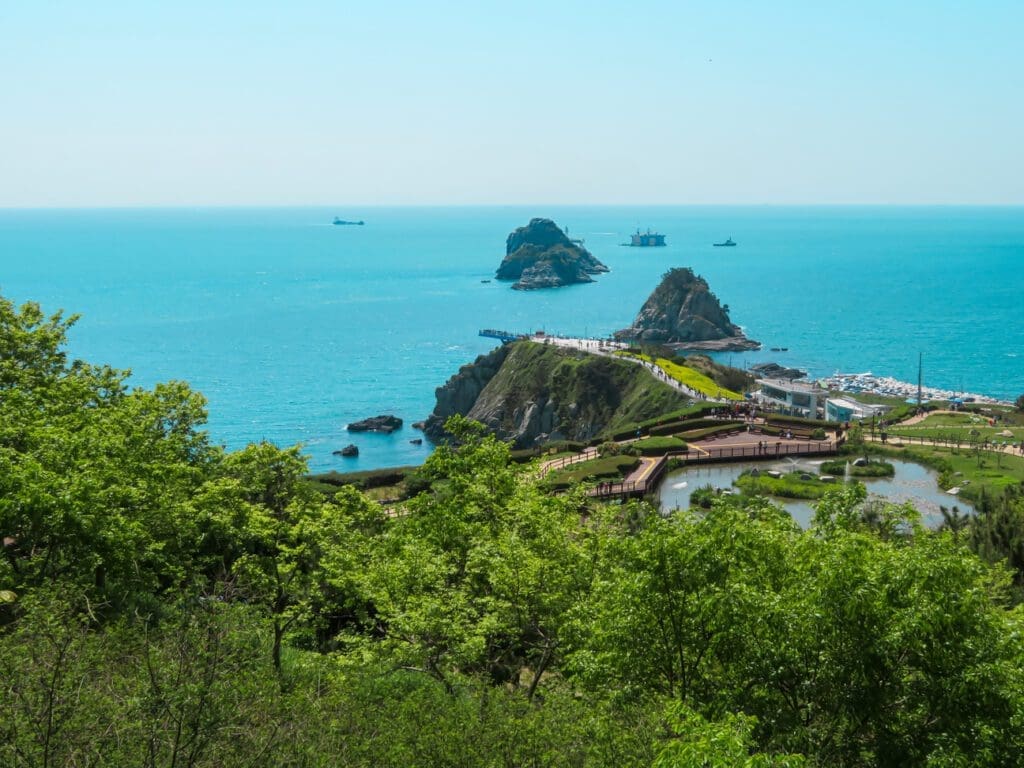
xmin=630 ymin=228 xmax=666 ymax=247
xmin=713 ymin=237 xmax=736 ymax=247
xmin=333 ymin=217 xmax=365 ymax=226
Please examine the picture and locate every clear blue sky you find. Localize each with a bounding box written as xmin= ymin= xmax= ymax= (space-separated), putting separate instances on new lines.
xmin=2 ymin=1 xmax=1022 ymax=206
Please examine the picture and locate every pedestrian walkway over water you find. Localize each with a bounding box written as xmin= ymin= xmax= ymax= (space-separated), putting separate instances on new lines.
xmin=588 ymin=439 xmax=839 ymax=500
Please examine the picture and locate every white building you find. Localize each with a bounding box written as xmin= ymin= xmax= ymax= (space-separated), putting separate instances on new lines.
xmin=825 ymin=397 xmax=889 ymax=423
xmin=755 ymin=379 xmax=827 ymax=418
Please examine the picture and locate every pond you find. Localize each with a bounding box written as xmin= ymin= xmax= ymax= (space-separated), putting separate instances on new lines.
xmin=656 ymin=457 xmax=974 ymax=528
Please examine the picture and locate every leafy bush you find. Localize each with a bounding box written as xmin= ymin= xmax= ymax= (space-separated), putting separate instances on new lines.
xmin=690 ymin=484 xmax=717 ymax=509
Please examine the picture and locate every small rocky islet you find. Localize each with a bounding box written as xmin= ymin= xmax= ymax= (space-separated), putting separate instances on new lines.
xmin=495 ymin=218 xmax=608 ymax=290
xmin=614 ymin=267 xmax=760 ymax=352
xmin=346 ymin=414 xmax=403 ymax=433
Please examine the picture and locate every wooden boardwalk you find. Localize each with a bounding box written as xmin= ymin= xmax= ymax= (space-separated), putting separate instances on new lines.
xmin=588 ymin=440 xmax=838 ymax=501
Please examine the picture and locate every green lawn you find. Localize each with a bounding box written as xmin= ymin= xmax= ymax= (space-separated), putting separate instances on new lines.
xmin=868 ymin=442 xmax=1024 ymax=503
xmin=886 ymin=411 xmax=1024 ymax=444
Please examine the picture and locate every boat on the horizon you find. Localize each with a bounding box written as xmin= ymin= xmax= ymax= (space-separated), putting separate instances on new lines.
xmin=629 ymin=228 xmax=666 ymax=247
xmin=333 ymin=217 xmax=365 ymax=226
xmin=713 ymin=237 xmax=736 ymax=247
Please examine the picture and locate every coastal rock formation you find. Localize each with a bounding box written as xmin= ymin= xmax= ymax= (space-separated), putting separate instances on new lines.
xmin=614 ymin=268 xmax=760 ymax=351
xmin=750 ymin=362 xmax=807 ymax=381
xmin=333 ymin=444 xmax=359 ymax=457
xmin=424 ymin=341 xmax=689 ymax=448
xmin=347 ymin=415 xmax=403 ymax=433
xmin=496 ymin=218 xmax=608 ymax=290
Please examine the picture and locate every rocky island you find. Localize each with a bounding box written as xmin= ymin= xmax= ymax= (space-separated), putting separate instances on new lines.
xmin=495 ymin=218 xmax=608 ymax=290
xmin=614 ymin=267 xmax=760 ymax=351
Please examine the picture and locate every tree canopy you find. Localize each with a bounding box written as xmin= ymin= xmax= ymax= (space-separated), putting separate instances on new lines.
xmin=3 ymin=292 xmax=1024 ymax=767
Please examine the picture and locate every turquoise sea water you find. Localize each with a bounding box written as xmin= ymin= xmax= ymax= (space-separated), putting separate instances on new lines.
xmin=2 ymin=206 xmax=1022 ymax=471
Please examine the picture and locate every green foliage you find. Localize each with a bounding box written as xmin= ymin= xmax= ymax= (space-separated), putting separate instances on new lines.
xmin=6 ymin=292 xmax=1024 ymax=767
xmin=679 ymin=353 xmax=756 ymax=396
xmin=632 ymin=436 xmax=687 ymax=456
xmin=689 ymin=484 xmax=718 ymax=509
xmin=655 ymin=703 xmax=805 ymax=767
xmin=820 ymin=458 xmax=896 ymax=477
xmin=734 ymin=471 xmax=832 ymax=500
xmin=545 ymin=455 xmax=640 ymax=490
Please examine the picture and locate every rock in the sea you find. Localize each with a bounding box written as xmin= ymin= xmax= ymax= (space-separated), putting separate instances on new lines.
xmin=333 ymin=444 xmax=359 ymax=457
xmin=496 ymin=218 xmax=608 ymax=290
xmin=411 ymin=421 xmax=426 ymax=430
xmin=614 ymin=267 xmax=760 ymax=351
xmin=750 ymin=362 xmax=807 ymax=380
xmin=347 ymin=415 xmax=403 ymax=433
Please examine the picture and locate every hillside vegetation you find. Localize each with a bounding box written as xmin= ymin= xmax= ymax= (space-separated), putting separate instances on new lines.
xmin=4 ymin=294 xmax=1024 ymax=767
xmin=427 ymin=341 xmax=692 ymax=446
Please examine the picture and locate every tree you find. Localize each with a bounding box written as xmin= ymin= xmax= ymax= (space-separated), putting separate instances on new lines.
xmin=0 ymin=296 xmax=220 ymax=608
xmin=353 ymin=416 xmax=590 ymax=698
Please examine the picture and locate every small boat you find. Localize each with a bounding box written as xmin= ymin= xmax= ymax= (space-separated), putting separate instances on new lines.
xmin=480 ymin=279 xmax=491 ymax=283
xmin=713 ymin=237 xmax=736 ymax=247
xmin=333 ymin=217 xmax=365 ymax=226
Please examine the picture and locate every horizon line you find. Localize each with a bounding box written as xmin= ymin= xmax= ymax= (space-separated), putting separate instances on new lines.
xmin=2 ymin=202 xmax=1024 ymax=211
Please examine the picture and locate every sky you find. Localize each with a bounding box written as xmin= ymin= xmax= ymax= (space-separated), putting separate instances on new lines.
xmin=1 ymin=1 xmax=1022 ymax=207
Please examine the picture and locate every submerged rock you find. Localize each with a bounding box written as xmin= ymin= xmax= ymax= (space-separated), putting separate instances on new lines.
xmin=496 ymin=218 xmax=608 ymax=290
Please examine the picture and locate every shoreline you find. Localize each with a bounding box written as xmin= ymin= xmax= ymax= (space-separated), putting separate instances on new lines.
xmin=820 ymin=372 xmax=1011 ymax=407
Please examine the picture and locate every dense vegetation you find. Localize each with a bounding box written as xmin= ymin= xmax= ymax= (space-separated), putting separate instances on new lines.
xmin=4 ymin=295 xmax=1024 ymax=766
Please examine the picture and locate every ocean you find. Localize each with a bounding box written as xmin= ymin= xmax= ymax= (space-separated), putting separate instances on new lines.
xmin=1 ymin=206 xmax=1022 ymax=471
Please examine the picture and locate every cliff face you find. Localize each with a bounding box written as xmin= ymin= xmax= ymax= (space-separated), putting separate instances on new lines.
xmin=614 ymin=268 xmax=760 ymax=351
xmin=425 ymin=341 xmax=690 ymax=448
xmin=496 ymin=218 xmax=608 ymax=290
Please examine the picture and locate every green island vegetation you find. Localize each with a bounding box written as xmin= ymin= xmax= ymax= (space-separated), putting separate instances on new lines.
xmin=734 ymin=470 xmax=834 ymax=500
xmin=819 ymin=458 xmax=896 ymax=478
xmin=6 ymin=294 xmax=1024 ymax=766
xmin=456 ymin=341 xmax=694 ymax=443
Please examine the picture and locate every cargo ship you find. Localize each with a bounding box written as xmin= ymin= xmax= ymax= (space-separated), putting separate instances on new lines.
xmin=630 ymin=228 xmax=666 ymax=247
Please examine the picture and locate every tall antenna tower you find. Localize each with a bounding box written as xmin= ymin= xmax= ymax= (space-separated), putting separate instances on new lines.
xmin=917 ymin=352 xmax=923 ymax=409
